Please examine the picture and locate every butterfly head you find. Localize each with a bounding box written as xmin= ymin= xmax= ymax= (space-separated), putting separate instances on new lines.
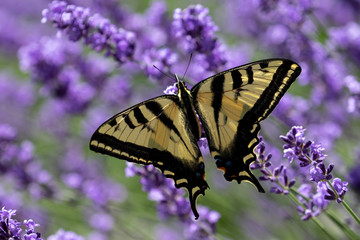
xmin=175 ymin=74 xmax=191 ymax=97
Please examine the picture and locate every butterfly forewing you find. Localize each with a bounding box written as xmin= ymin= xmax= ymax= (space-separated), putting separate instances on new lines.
xmin=191 ymin=59 xmax=301 ymax=191
xmin=90 ymin=95 xmax=208 ymax=219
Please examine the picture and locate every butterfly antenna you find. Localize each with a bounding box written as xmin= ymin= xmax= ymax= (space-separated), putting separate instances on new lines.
xmin=181 ymin=53 xmax=193 ymax=81
xmin=153 ymin=65 xmax=176 ymax=82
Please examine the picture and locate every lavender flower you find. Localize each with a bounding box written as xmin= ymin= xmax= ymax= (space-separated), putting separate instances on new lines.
xmin=0 ymin=73 xmax=35 ymax=132
xmin=253 ymin=138 xmax=296 ymax=195
xmin=42 ymin=0 xmax=135 ymax=64
xmin=309 ymin=163 xmax=334 ymax=183
xmin=126 ymin=163 xmax=191 ymax=219
xmin=254 ymin=127 xmax=352 ymax=222
xmin=0 ymin=124 xmax=56 ymax=199
xmin=19 ymin=37 xmax=79 ymax=87
xmin=163 ymin=83 xmax=178 ymax=95
xmin=59 ymin=144 xmax=126 ymax=239
xmin=61 ymin=144 xmax=126 ymax=207
xmin=19 ymin=37 xmax=115 ymax=114
xmin=325 ymin=178 xmax=348 ymax=203
xmin=184 ymin=206 xmax=220 ymax=240
xmin=47 ymin=229 xmax=84 ymax=240
xmin=0 ymin=123 xmax=16 ymax=144
xmin=100 ymin=75 xmax=131 ymax=106
xmin=125 ymin=162 xmax=219 ymax=239
xmin=141 ymin=47 xmax=178 ymax=81
xmin=172 ymin=4 xmax=226 ymax=71
xmin=0 ymin=73 xmax=35 ymax=109
xmin=88 ymin=211 xmax=114 ymax=233
xmin=281 ymin=126 xmax=326 ymax=166
xmin=172 ymin=5 xmax=217 ymax=53
xmin=0 ymin=7 xmax=47 ymax=54
xmin=329 ymin=22 xmax=360 ymax=66
xmin=0 ymin=207 xmax=42 ymax=240
xmin=127 ymin=1 xmax=170 ymax=50
xmin=348 ymin=164 xmax=360 ymax=195
xmin=273 ymin=95 xmax=311 ymax=129
xmin=252 ymin=138 xmax=272 ymax=170
xmin=344 ymin=75 xmax=360 ymax=114
xmin=297 ymin=183 xmax=328 ymax=221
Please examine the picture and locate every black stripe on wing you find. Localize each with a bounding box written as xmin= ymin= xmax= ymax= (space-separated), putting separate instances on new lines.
xmin=220 ymin=59 xmax=301 ymax=191
xmin=211 ymin=74 xmax=225 ymax=141
xmin=145 ymin=101 xmax=183 ymax=142
xmin=246 ymin=59 xmax=301 ymax=122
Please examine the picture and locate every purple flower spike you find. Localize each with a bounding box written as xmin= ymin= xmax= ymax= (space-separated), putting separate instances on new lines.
xmin=270 ymin=187 xmax=284 ymax=194
xmin=309 ymin=163 xmax=333 ymax=183
xmin=297 ymin=183 xmax=329 ymax=221
xmin=19 ymin=36 xmax=117 ymax=114
xmin=172 ymin=4 xmax=226 ymax=71
xmin=61 ymin=145 xmax=126 ymax=207
xmin=0 ymin=124 xmax=57 ymax=199
xmin=163 ymin=83 xmax=178 ymax=95
xmin=172 ymin=5 xmax=218 ymax=53
xmin=254 ymin=138 xmax=295 ymax=194
xmin=0 ymin=207 xmax=42 ymax=240
xmin=0 ymin=124 xmax=17 ymax=142
xmin=184 ymin=206 xmax=220 ymax=240
xmin=309 ymin=143 xmax=326 ymax=163
xmin=42 ymin=1 xmax=135 ymax=64
xmin=141 ymin=48 xmax=178 ymax=81
xmin=300 ymin=208 xmax=313 ymax=221
xmin=252 ymin=137 xmax=272 ymax=170
xmin=327 ymin=178 xmax=348 ymax=203
xmin=48 ymin=229 xmax=85 ymax=240
xmin=281 ymin=126 xmax=326 ymax=167
xmin=125 ymin=163 xmax=219 ymax=238
xmin=281 ymin=126 xmax=306 ymax=163
xmin=348 ymin=164 xmax=360 ymax=195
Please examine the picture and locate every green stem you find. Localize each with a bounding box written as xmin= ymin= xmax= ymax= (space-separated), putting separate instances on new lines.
xmin=342 ymin=200 xmax=360 ymax=225
xmin=287 ymin=190 xmax=336 ymax=240
xmin=272 ymin=176 xmax=347 ymax=239
xmin=327 ymin=180 xmax=360 ymax=225
xmin=287 ymin=190 xmax=305 ymax=208
xmin=311 ymin=217 xmax=337 ymax=240
xmin=326 ymin=211 xmax=359 ymax=240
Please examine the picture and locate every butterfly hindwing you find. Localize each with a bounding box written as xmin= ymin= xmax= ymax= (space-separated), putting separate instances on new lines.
xmin=191 ymin=59 xmax=301 ymax=191
xmin=90 ymin=95 xmax=208 ymax=219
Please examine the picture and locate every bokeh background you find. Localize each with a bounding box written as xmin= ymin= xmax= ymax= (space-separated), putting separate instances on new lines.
xmin=1 ymin=0 xmax=360 ymax=239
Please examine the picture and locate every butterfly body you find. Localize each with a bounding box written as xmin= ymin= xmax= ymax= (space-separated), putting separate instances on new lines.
xmin=175 ymin=79 xmax=202 ymax=142
xmin=90 ymin=58 xmax=301 ymax=219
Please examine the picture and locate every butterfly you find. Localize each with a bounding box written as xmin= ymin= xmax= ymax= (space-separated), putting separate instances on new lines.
xmin=90 ymin=58 xmax=301 ymax=219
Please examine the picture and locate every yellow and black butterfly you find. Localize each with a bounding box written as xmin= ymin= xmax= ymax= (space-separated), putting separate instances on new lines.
xmin=90 ymin=58 xmax=301 ymax=219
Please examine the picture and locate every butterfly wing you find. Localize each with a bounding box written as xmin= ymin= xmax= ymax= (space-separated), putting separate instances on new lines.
xmin=191 ymin=59 xmax=301 ymax=191
xmin=90 ymin=95 xmax=208 ymax=219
